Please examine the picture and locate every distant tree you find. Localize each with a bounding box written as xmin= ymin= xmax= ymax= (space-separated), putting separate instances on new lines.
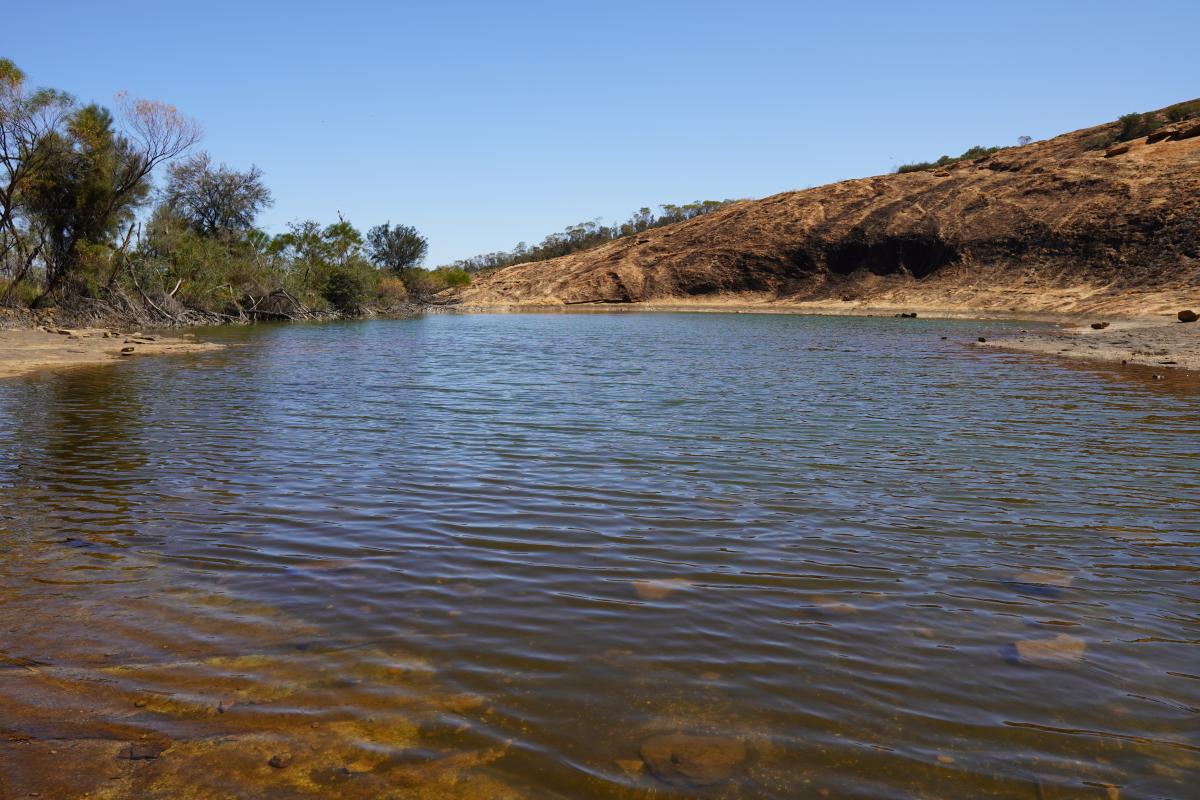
xmin=164 ymin=152 xmax=272 ymax=238
xmin=1017 ymin=135 xmax=1032 ymax=146
xmin=366 ymin=222 xmax=428 ymax=272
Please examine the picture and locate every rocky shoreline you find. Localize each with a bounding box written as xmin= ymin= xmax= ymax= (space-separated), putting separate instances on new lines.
xmin=976 ymin=313 xmax=1200 ymax=374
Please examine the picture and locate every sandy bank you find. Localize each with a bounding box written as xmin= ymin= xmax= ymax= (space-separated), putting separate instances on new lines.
xmin=0 ymin=327 xmax=223 ymax=380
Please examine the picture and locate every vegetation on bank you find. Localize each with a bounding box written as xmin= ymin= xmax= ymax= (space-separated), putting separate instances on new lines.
xmin=1080 ymin=101 xmax=1200 ymax=151
xmin=0 ymin=58 xmax=454 ymax=322
xmin=896 ymin=145 xmax=1005 ymax=174
xmin=443 ymin=200 xmax=737 ymax=274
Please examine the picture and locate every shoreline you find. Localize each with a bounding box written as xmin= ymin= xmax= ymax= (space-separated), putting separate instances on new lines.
xmin=446 ymin=299 xmax=1200 ymax=373
xmin=3 ymin=303 xmax=1197 ymax=381
xmin=0 ymin=326 xmax=224 ymax=381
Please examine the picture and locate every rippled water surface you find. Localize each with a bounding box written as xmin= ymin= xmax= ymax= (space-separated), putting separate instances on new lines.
xmin=1 ymin=313 xmax=1198 ymax=799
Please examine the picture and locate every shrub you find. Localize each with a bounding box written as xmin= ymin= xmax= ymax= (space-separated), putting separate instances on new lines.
xmin=376 ymin=276 xmax=408 ymax=305
xmin=1117 ymin=112 xmax=1161 ymax=141
xmin=1082 ymin=131 xmax=1118 ymax=151
xmin=322 ymin=268 xmax=367 ymax=313
xmin=0 ymin=278 xmax=41 ymax=307
xmin=1166 ymin=101 xmax=1200 ymax=122
xmin=896 ymin=145 xmax=1001 ymax=174
xmin=432 ymin=267 xmax=470 ymax=288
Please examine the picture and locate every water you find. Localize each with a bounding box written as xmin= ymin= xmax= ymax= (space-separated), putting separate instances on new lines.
xmin=1 ymin=313 xmax=1197 ymax=799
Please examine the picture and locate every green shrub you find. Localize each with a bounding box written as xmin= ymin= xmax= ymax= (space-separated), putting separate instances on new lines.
xmin=1117 ymin=112 xmax=1162 ymax=141
xmin=1166 ymin=101 xmax=1200 ymax=122
xmin=0 ymin=278 xmax=42 ymax=307
xmin=322 ymin=268 xmax=368 ymax=313
xmin=896 ymin=145 xmax=1001 ymax=174
xmin=1082 ymin=131 xmax=1118 ymax=151
xmin=432 ymin=267 xmax=471 ymax=288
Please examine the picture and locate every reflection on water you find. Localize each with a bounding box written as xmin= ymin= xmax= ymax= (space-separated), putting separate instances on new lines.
xmin=1 ymin=313 xmax=1197 ymax=799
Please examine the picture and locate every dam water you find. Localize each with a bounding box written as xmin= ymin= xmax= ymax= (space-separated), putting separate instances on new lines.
xmin=1 ymin=313 xmax=1196 ymax=799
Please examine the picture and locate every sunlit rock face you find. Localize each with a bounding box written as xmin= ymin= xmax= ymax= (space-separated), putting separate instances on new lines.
xmin=453 ymin=101 xmax=1200 ymax=317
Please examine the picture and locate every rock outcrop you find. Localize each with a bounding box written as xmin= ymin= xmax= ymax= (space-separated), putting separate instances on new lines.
xmin=450 ymin=101 xmax=1200 ymax=316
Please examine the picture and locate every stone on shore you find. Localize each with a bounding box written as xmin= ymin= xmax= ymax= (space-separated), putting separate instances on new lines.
xmin=1178 ymin=309 xmax=1197 ymax=323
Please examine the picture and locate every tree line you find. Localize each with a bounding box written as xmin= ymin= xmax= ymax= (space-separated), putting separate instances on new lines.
xmin=444 ymin=200 xmax=737 ymax=273
xmin=0 ymin=59 xmax=456 ymax=322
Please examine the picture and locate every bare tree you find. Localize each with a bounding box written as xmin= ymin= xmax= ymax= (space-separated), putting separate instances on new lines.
xmin=113 ymin=92 xmax=202 ymax=200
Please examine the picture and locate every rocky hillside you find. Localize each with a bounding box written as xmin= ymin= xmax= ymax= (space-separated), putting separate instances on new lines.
xmin=450 ymin=103 xmax=1200 ymax=315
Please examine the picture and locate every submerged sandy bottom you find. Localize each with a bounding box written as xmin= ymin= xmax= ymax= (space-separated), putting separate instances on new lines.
xmin=2 ymin=314 xmax=1198 ymax=798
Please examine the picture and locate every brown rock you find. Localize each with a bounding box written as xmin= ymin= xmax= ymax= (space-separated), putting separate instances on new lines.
xmin=268 ymin=753 xmax=293 ymax=769
xmin=1171 ymin=123 xmax=1200 ymax=141
xmin=344 ymin=757 xmax=378 ymax=774
xmin=614 ymin=758 xmax=644 ymax=778
xmin=1104 ymin=143 xmax=1131 ymax=158
xmin=1178 ymin=309 xmax=1197 ymax=323
xmin=1090 ymin=321 xmax=1110 ymax=329
xmin=118 ymin=742 xmax=165 ymax=760
xmin=639 ymin=733 xmax=746 ymax=787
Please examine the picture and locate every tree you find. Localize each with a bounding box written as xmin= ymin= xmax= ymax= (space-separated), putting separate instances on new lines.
xmin=0 ymin=59 xmax=73 ymax=304
xmin=366 ymin=222 xmax=427 ymax=272
xmin=163 ymin=152 xmax=272 ymax=238
xmin=22 ymin=94 xmax=200 ymax=301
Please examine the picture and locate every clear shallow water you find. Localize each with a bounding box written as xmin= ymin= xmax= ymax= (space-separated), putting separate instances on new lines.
xmin=0 ymin=313 xmax=1197 ymax=799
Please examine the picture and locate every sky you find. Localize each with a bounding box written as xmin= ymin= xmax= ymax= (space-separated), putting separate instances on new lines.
xmin=6 ymin=0 xmax=1199 ymax=265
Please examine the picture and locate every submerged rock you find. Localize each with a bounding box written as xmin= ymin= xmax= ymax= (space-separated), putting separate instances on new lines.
xmin=268 ymin=752 xmax=293 ymax=769
xmin=118 ymin=742 xmax=165 ymax=760
xmin=632 ymin=578 xmax=690 ymax=601
xmin=639 ymin=732 xmax=746 ymax=787
xmin=1010 ymin=569 xmax=1074 ymax=597
xmin=1011 ymin=634 xmax=1086 ymax=669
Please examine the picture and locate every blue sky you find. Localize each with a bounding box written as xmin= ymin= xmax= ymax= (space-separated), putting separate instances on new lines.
xmin=7 ymin=1 xmax=1198 ymax=265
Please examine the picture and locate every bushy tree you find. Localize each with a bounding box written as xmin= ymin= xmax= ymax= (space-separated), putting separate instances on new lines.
xmin=20 ymin=94 xmax=199 ymax=301
xmin=0 ymin=59 xmax=73 ymax=304
xmin=164 ymin=152 xmax=272 ymax=238
xmin=366 ymin=222 xmax=427 ymax=272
